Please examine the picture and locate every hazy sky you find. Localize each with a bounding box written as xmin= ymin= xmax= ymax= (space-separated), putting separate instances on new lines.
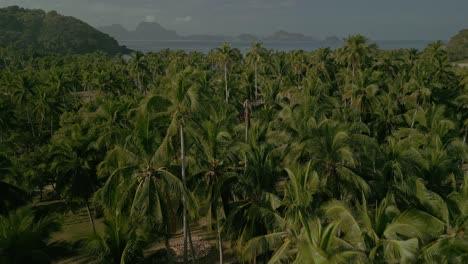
xmin=1 ymin=0 xmax=467 ymax=40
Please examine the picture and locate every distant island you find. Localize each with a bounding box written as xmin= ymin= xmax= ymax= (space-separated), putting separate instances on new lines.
xmin=98 ymin=21 xmax=337 ymax=43
xmin=447 ymin=29 xmax=468 ymax=62
xmin=0 ymin=6 xmax=130 ymax=55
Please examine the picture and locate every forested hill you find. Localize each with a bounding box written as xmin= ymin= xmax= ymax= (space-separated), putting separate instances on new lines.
xmin=0 ymin=6 xmax=130 ymax=55
xmin=447 ymin=29 xmax=468 ymax=61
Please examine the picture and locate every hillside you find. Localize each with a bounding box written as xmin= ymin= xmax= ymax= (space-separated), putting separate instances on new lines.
xmin=0 ymin=6 xmax=130 ymax=55
xmin=447 ymin=29 xmax=468 ymax=61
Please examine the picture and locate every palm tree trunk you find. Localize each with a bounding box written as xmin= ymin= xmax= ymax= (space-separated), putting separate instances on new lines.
xmin=85 ymin=200 xmax=96 ymax=234
xmin=187 ymin=222 xmax=196 ymax=264
xmin=224 ymin=63 xmax=228 ymax=103
xmin=50 ymin=117 xmax=54 ymax=138
xmin=254 ymin=63 xmax=258 ymax=101
xmin=462 ymin=129 xmax=467 ymax=167
xmin=26 ymin=110 xmax=35 ymax=138
xmin=180 ymin=124 xmax=189 ymax=264
xmin=411 ymin=104 xmax=419 ymax=128
xmin=165 ymin=235 xmax=172 ymax=262
xmin=217 ymin=219 xmax=224 ymax=264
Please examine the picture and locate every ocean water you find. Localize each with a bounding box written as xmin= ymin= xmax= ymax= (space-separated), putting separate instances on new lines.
xmin=120 ymin=40 xmax=436 ymax=54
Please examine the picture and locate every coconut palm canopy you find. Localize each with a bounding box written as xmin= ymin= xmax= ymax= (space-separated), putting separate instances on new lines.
xmin=0 ymin=37 xmax=467 ymax=263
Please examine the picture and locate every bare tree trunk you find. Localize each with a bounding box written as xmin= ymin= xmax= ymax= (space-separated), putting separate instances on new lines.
xmin=180 ymin=125 xmax=189 ymax=264
xmin=224 ymin=63 xmax=229 ymax=103
xmin=85 ymin=200 xmax=96 ymax=234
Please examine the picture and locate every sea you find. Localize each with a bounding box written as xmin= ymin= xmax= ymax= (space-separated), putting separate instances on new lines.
xmin=120 ymin=40 xmax=437 ymax=54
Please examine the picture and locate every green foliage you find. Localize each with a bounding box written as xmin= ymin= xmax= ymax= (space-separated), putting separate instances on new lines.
xmin=0 ymin=34 xmax=467 ymax=263
xmin=0 ymin=207 xmax=62 ymax=264
xmin=447 ymin=29 xmax=468 ymax=62
xmin=0 ymin=6 xmax=129 ymax=55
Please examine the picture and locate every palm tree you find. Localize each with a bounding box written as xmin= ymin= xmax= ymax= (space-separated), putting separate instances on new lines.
xmin=224 ymin=123 xmax=285 ymax=262
xmin=10 ymin=74 xmax=38 ymax=137
xmin=96 ymin=96 xmax=189 ymax=259
xmin=342 ymin=69 xmax=379 ymax=121
xmin=191 ymin=103 xmax=237 ymax=264
xmin=307 ymin=120 xmax=369 ymax=199
xmin=82 ymin=210 xmax=146 ymax=264
xmin=336 ymin=35 xmax=376 ymax=85
xmin=295 ymin=217 xmax=366 ymax=264
xmin=212 ymin=43 xmax=241 ymax=103
xmin=49 ymin=140 xmax=99 ymax=233
xmin=0 ymin=147 xmax=27 ymax=215
xmin=419 ymin=175 xmax=468 ymax=263
xmin=246 ymin=42 xmax=267 ymax=100
xmin=159 ymin=66 xmax=201 ymax=263
xmin=0 ymin=207 xmax=62 ymax=264
xmin=357 ymin=193 xmax=446 ymax=263
xmin=128 ymin=51 xmax=149 ymax=94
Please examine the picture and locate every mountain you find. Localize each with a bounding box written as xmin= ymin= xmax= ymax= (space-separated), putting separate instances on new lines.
xmin=237 ymin=34 xmax=259 ymax=42
xmin=264 ymin=30 xmax=317 ymax=42
xmin=133 ymin=22 xmax=179 ymax=40
xmin=447 ymin=29 xmax=468 ymax=61
xmin=98 ymin=24 xmax=131 ymax=40
xmin=0 ymin=6 xmax=130 ymax=55
xmin=99 ymin=22 xmax=180 ymax=41
xmin=100 ymin=23 xmax=322 ymax=43
xmin=182 ymin=34 xmax=232 ymax=41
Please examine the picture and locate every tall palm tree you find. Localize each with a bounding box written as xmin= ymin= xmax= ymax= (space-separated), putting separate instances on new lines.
xmin=246 ymin=42 xmax=267 ymax=100
xmin=212 ymin=43 xmax=241 ymax=103
xmin=49 ymin=140 xmax=99 ymax=233
xmin=128 ymin=51 xmax=149 ymax=94
xmin=10 ymin=74 xmax=38 ymax=137
xmin=159 ymin=66 xmax=201 ymax=263
xmin=191 ymin=103 xmax=237 ymax=264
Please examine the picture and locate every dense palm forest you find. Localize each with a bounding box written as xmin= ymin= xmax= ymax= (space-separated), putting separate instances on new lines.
xmin=1 ymin=36 xmax=467 ymax=263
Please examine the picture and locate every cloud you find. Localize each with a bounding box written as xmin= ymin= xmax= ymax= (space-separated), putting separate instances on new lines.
xmin=249 ymin=0 xmax=297 ymax=9
xmin=174 ymin=15 xmax=192 ymax=24
xmin=144 ymin=15 xmax=156 ymax=22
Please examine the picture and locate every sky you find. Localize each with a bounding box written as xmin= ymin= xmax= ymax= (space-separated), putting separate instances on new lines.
xmin=1 ymin=0 xmax=467 ymax=40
